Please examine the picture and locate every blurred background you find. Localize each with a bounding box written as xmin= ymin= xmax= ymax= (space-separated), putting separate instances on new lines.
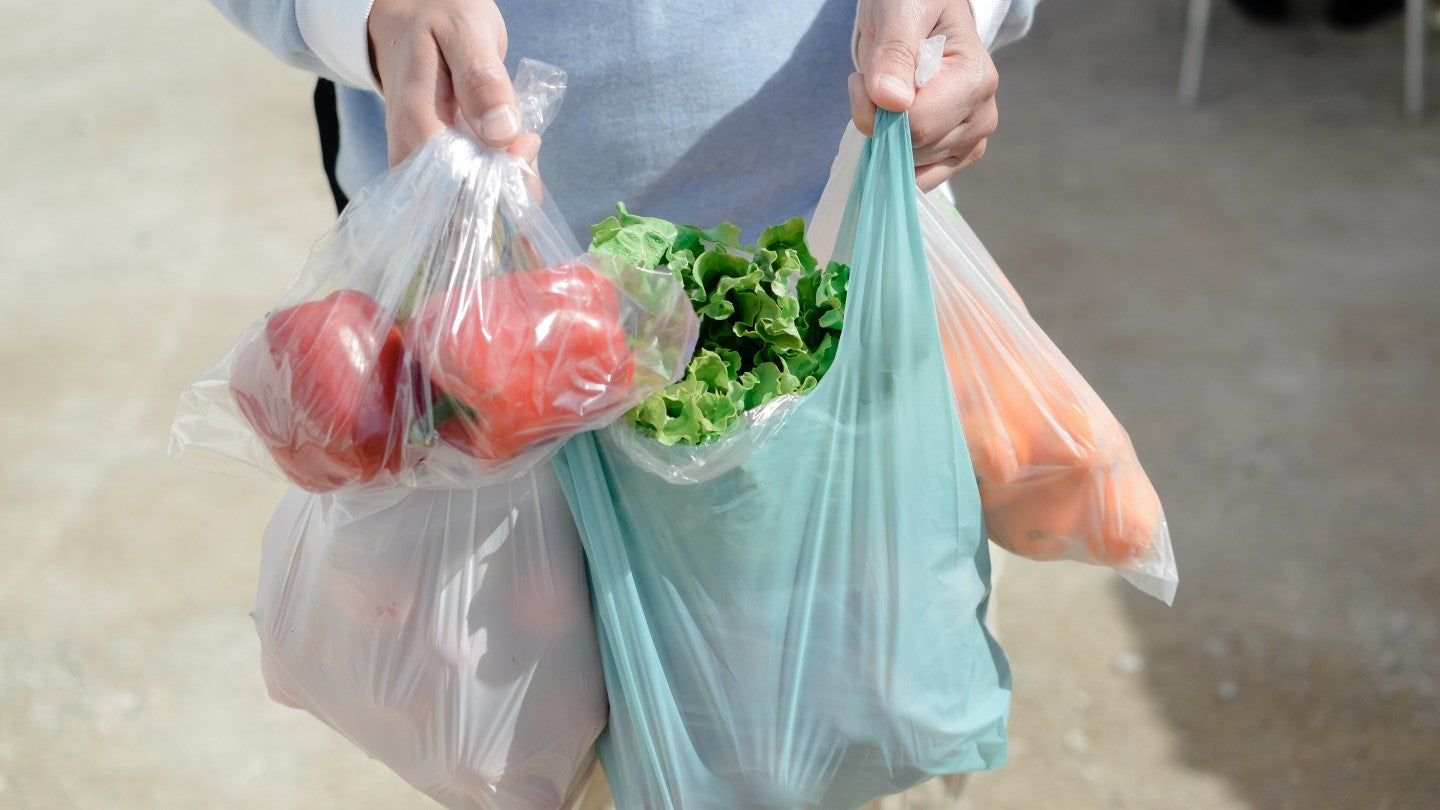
xmin=1 ymin=0 xmax=1437 ymax=807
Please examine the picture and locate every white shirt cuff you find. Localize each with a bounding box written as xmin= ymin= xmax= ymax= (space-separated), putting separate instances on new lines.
xmin=969 ymin=0 xmax=1013 ymax=51
xmin=296 ymin=0 xmax=380 ymax=93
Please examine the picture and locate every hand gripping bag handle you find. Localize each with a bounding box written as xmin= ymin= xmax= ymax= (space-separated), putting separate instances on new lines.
xmin=169 ymin=59 xmax=697 ymax=493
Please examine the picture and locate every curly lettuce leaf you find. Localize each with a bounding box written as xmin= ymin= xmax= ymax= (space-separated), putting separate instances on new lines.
xmin=588 ymin=204 xmax=849 ymax=445
xmin=589 ymin=202 xmax=702 ymax=269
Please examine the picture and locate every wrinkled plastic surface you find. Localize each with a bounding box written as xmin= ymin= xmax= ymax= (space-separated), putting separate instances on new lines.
xmin=817 ymin=124 xmax=1178 ymax=604
xmin=552 ymin=111 xmax=1011 ymax=810
xmin=915 ymin=34 xmax=946 ymax=88
xmin=254 ymin=470 xmax=606 ymax=810
xmin=170 ymin=59 xmax=698 ymax=492
xmin=601 ymin=392 xmax=804 ymax=485
xmin=921 ymin=192 xmax=1177 ymax=602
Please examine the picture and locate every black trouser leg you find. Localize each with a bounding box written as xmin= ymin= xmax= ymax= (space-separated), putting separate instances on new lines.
xmin=313 ymin=78 xmax=349 ymax=214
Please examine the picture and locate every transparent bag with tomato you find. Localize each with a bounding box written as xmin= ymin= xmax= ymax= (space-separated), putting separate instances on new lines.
xmin=170 ymin=59 xmax=698 ymax=493
xmin=814 ymin=124 xmax=1178 ymax=604
xmin=254 ymin=470 xmax=606 ymax=809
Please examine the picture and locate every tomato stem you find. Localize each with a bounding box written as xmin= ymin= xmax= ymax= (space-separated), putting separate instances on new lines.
xmin=409 ymin=393 xmax=476 ymax=447
xmin=394 ymin=261 xmax=429 ymax=323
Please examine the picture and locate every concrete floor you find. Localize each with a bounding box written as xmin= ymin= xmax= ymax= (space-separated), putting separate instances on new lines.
xmin=2 ymin=1 xmax=1437 ymax=808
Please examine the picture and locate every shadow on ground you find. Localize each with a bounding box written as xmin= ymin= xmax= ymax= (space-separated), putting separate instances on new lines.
xmin=958 ymin=2 xmax=1440 ymax=808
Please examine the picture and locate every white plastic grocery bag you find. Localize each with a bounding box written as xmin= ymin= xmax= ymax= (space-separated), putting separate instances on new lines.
xmin=253 ymin=468 xmax=606 ymax=809
xmin=919 ymin=192 xmax=1177 ymax=602
xmin=816 ymin=123 xmax=1177 ymax=604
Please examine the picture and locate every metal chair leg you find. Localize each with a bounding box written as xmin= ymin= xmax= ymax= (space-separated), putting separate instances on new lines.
xmin=1405 ymin=0 xmax=1426 ymax=119
xmin=1180 ymin=0 xmax=1214 ymax=105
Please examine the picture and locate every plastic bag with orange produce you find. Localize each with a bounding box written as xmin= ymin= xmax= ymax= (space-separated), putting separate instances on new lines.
xmin=918 ymin=192 xmax=1177 ymax=603
xmin=811 ymin=125 xmax=1177 ymax=604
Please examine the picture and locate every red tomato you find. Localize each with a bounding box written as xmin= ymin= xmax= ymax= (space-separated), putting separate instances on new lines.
xmin=407 ymin=262 xmax=635 ymax=461
xmin=231 ymin=290 xmax=407 ymax=492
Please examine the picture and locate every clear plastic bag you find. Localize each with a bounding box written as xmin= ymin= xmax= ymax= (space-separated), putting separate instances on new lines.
xmin=170 ymin=59 xmax=697 ymax=493
xmin=920 ymin=191 xmax=1178 ymax=603
xmin=551 ymin=110 xmax=1010 ymax=810
xmin=817 ymin=123 xmax=1178 ymax=604
xmin=599 ymin=393 xmax=803 ymax=485
xmin=254 ymin=470 xmax=606 ymax=810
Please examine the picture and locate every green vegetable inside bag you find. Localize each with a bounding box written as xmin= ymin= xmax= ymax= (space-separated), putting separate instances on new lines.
xmin=552 ymin=111 xmax=1010 ymax=810
xmin=589 ymin=203 xmax=850 ymax=445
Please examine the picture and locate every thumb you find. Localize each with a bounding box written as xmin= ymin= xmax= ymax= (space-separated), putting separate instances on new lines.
xmin=434 ymin=12 xmax=520 ymax=147
xmin=864 ymin=8 xmax=927 ymax=112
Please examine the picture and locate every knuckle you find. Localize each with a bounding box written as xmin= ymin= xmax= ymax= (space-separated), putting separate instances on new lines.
xmin=416 ymin=6 xmax=453 ymax=35
xmin=977 ymin=108 xmax=998 ymax=139
xmin=956 ymin=51 xmax=999 ymax=97
xmin=978 ymin=62 xmax=999 ymax=96
xmin=956 ymin=141 xmax=986 ymax=171
xmin=872 ymin=38 xmax=916 ymax=70
xmin=979 ymin=54 xmax=1002 ymax=92
xmin=457 ymin=61 xmax=509 ymax=100
xmin=910 ymin=117 xmax=937 ymax=146
xmin=444 ymin=6 xmax=507 ymax=52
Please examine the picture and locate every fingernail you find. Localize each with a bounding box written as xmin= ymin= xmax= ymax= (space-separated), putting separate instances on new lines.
xmin=878 ymin=74 xmax=914 ymax=104
xmin=479 ymin=105 xmax=520 ymax=141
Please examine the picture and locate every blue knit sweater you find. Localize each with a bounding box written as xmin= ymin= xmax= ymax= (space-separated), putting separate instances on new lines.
xmin=208 ymin=0 xmax=1036 ymax=241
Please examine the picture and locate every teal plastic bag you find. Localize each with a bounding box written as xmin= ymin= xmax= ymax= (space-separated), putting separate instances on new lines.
xmin=552 ymin=111 xmax=1011 ymax=810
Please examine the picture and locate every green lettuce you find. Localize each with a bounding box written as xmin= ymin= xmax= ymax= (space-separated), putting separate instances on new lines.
xmin=590 ymin=203 xmax=850 ymax=446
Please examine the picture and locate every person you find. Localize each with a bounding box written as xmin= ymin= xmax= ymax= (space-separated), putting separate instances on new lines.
xmin=207 ymin=0 xmax=1037 ymax=806
xmin=211 ymin=0 xmax=1035 ymax=238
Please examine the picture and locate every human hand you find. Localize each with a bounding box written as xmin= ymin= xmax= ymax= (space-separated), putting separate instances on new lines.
xmin=850 ymin=0 xmax=999 ymax=191
xmin=367 ymin=0 xmax=540 ymax=169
